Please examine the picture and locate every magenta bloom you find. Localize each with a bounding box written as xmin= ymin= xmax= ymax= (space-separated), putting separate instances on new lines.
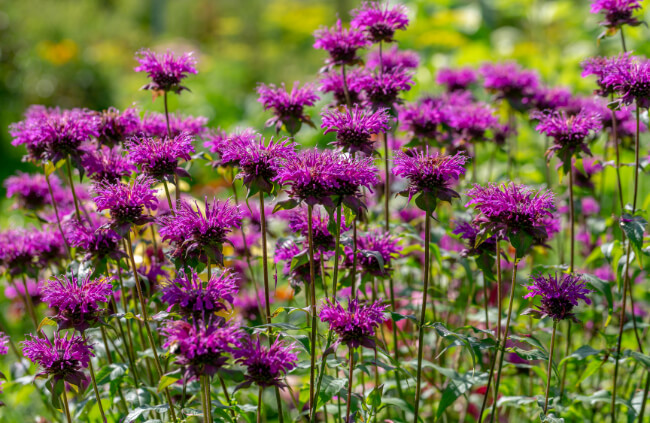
xmin=447 ymin=103 xmax=499 ymax=144
xmin=4 ymin=171 xmax=65 ymax=210
xmin=319 ymin=297 xmax=388 ymax=349
xmin=220 ymin=133 xmax=296 ymax=193
xmin=274 ymin=239 xmax=323 ymax=291
xmin=275 ymin=148 xmax=379 ymax=210
xmin=358 ymin=67 xmax=414 ymax=108
xmin=288 ymin=206 xmax=349 ymax=253
xmin=96 ymin=107 xmax=140 ymax=146
xmin=524 ymin=273 xmax=592 ymax=322
xmin=465 ymin=183 xmax=556 ymax=243
xmin=161 ymin=268 xmax=238 ymax=317
xmin=163 ymin=319 xmax=241 ymax=378
xmin=139 ymin=111 xmax=208 ymax=138
xmin=367 ymin=44 xmax=419 ymax=71
xmin=397 ymin=97 xmax=447 ymax=140
xmin=479 ymin=62 xmax=540 ymax=109
xmin=590 ymin=0 xmax=642 ymax=30
xmin=453 ymin=220 xmax=497 ymax=257
xmin=392 ymin=148 xmax=467 ymax=210
xmin=134 ymin=48 xmax=198 ymax=94
xmin=158 ymin=197 xmax=242 ymax=265
xmin=0 ymin=228 xmax=65 ymax=277
xmin=319 ymin=68 xmax=366 ymax=107
xmin=351 ymin=2 xmax=409 ymax=43
xmin=601 ymin=54 xmax=650 ymax=108
xmin=533 ymin=109 xmax=603 ymax=164
xmin=126 ymin=133 xmax=194 ymax=181
xmin=22 ymin=332 xmax=93 ymax=387
xmin=64 ymin=214 xmax=123 ymax=261
xmin=532 ymin=86 xmax=573 ymax=112
xmin=93 ymin=175 xmax=158 ymax=236
xmin=233 ymin=337 xmax=298 ymax=389
xmin=436 ymin=67 xmax=477 ymax=92
xmin=257 ymin=82 xmax=320 ymax=134
xmin=346 ymin=230 xmax=400 ymax=276
xmin=321 ymin=105 xmax=390 ymax=155
xmin=581 ymin=56 xmax=620 ymax=97
xmin=42 ymin=274 xmax=113 ymax=331
xmin=81 ymin=144 xmax=135 ymax=183
xmin=313 ymin=19 xmax=369 ymax=66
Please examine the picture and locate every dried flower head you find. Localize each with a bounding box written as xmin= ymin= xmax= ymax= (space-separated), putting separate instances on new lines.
xmin=524 ymin=273 xmax=592 ymax=321
xmin=319 ymin=297 xmax=388 ymax=349
xmin=134 ymin=49 xmax=198 ymax=94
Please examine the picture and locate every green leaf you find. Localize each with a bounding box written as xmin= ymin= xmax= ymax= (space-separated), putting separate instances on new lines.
xmin=158 ymin=372 xmax=180 ymax=393
xmin=315 ymin=375 xmax=347 ymax=410
xmin=435 ymin=366 xmax=487 ymax=421
xmin=273 ymin=199 xmax=299 ymax=213
xmin=559 ymin=345 xmax=601 ymax=364
xmin=415 ymin=192 xmax=437 ymax=216
xmin=37 ymin=316 xmax=57 ymax=332
xmin=508 ymin=230 xmax=534 ymax=259
xmin=577 ymin=358 xmax=604 ymax=386
xmin=582 ymin=274 xmax=614 ymax=327
xmin=628 ymin=351 xmax=650 ymax=370
xmin=620 ymin=213 xmax=647 ymax=267
xmin=366 ymin=384 xmax=384 ymax=410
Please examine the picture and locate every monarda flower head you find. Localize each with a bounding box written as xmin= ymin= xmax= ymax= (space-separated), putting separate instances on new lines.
xmin=92 ymin=175 xmax=158 ymax=236
xmin=453 ymin=220 xmax=497 ymax=257
xmin=319 ymin=68 xmax=366 ymax=107
xmin=233 ymin=336 xmax=298 ymax=389
xmin=346 ymin=230 xmax=400 ymax=276
xmin=126 ymin=133 xmax=194 ymax=182
xmin=161 ymin=268 xmax=238 ymax=318
xmin=532 ymin=108 xmax=602 ymax=167
xmin=158 ymin=197 xmax=242 ymax=266
xmin=436 ymin=67 xmax=478 ymax=92
xmin=531 ymin=86 xmax=573 ymax=112
xmin=601 ymin=54 xmax=650 ymax=108
xmin=257 ymin=82 xmax=320 ymax=134
xmin=274 ymin=239 xmax=323 ymax=292
xmin=590 ymin=0 xmax=643 ymax=34
xmin=351 ymin=2 xmax=409 ymax=43
xmin=358 ymin=67 xmax=414 ymax=109
xmin=42 ymin=274 xmax=113 ymax=331
xmin=81 ymin=144 xmax=135 ymax=183
xmin=321 ymin=105 xmax=390 ymax=155
xmin=22 ymin=332 xmax=93 ymax=388
xmin=367 ymin=44 xmax=419 ymax=72
xmin=4 ymin=171 xmax=66 ymax=210
xmin=275 ymin=148 xmax=379 ymax=211
xmin=524 ymin=273 xmax=592 ymax=322
xmin=581 ymin=55 xmax=621 ymax=97
xmin=220 ymin=133 xmax=296 ymax=193
xmin=287 ymin=206 xmax=349 ymax=253
xmin=313 ymin=19 xmax=369 ymax=66
xmin=64 ymin=214 xmax=124 ymax=261
xmin=447 ymin=103 xmax=499 ymax=145
xmin=397 ymin=97 xmax=447 ymax=141
xmin=465 ymin=183 xmax=556 ymax=254
xmin=0 ymin=228 xmax=65 ymax=277
xmin=162 ymin=318 xmax=241 ymax=378
xmin=96 ymin=107 xmax=140 ymax=146
xmin=479 ymin=62 xmax=540 ymax=110
xmin=139 ymin=111 xmax=208 ymax=138
xmin=392 ymin=148 xmax=467 ymax=213
xmin=319 ymin=297 xmax=388 ymax=349
xmin=134 ymin=48 xmax=198 ymax=94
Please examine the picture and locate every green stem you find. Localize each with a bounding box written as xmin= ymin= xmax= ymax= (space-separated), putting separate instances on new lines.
xmin=163 ymin=180 xmax=175 ymax=214
xmin=20 ymin=275 xmax=39 ymax=329
xmin=307 ymin=205 xmax=318 ymax=414
xmin=83 ymin=332 xmax=107 ymax=423
xmin=65 ymin=156 xmax=81 ymax=221
xmin=62 ymin=385 xmax=73 ymax=423
xmin=44 ymin=165 xmax=71 ymax=257
xmin=413 ymin=214 xmax=431 ymax=423
xmin=543 ymin=321 xmax=558 ymax=414
xmin=257 ymin=386 xmax=263 ymax=423
xmin=346 ymin=347 xmax=355 ymax=423
xmin=332 ymin=204 xmax=342 ymax=299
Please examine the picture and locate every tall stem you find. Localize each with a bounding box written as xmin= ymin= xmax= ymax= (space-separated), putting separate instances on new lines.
xmin=413 ymin=214 xmax=431 ymax=423
xmin=341 ymin=64 xmax=352 ymax=109
xmin=257 ymin=386 xmax=263 ymax=423
xmin=83 ymin=332 xmax=107 ymax=423
xmin=569 ymin=166 xmax=575 ymax=273
xmin=307 ymin=205 xmax=318 ymax=414
xmin=351 ymin=219 xmax=358 ymax=299
xmin=218 ymin=374 xmax=236 ymax=419
xmin=203 ymin=375 xmax=212 ymax=423
xmin=332 ymin=204 xmax=342 ymax=299
xmin=611 ymin=98 xmax=624 ymax=212
xmin=65 ymin=157 xmax=81 ymax=221
xmin=125 ymin=232 xmax=178 ymax=423
xmin=162 ymin=180 xmax=175 ymax=214
xmin=44 ymin=165 xmax=71 ymax=257
xmin=259 ymin=194 xmax=272 ymax=329
xmin=20 ymin=275 xmax=39 ymax=328
xmin=61 ymin=385 xmax=73 ymax=423
xmin=543 ymin=321 xmax=558 ymax=414
xmin=346 ymin=347 xmax=355 ymax=423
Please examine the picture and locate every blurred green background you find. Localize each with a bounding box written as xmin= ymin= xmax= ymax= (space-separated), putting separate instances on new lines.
xmin=1 ymin=0 xmax=648 ymax=194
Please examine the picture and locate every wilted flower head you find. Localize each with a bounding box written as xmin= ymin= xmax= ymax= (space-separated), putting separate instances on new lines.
xmin=392 ymin=148 xmax=467 ymax=210
xmin=319 ymin=68 xmax=366 ymax=107
xmin=479 ymin=62 xmax=540 ymax=109
xmin=321 ymin=105 xmax=390 ymax=155
xmin=313 ymin=19 xmax=369 ymax=66
xmin=158 ymin=197 xmax=242 ymax=265
xmin=367 ymin=44 xmax=419 ymax=71
xmin=358 ymin=67 xmax=414 ymax=108
xmin=351 ymin=2 xmax=409 ymax=43
xmin=257 ymin=82 xmax=320 ymax=134
xmin=134 ymin=49 xmax=198 ymax=94
xmin=4 ymin=171 xmax=65 ymax=210
xmin=524 ymin=273 xmax=592 ymax=321
xmin=139 ymin=111 xmax=208 ymax=138
xmin=465 ymin=183 xmax=556 ymax=242
xmin=275 ymin=148 xmax=379 ymax=210
xmin=96 ymin=107 xmax=140 ymax=146
xmin=162 ymin=319 xmax=241 ymax=378
xmin=397 ymin=97 xmax=447 ymax=140
xmin=320 ymin=297 xmax=388 ymax=348
xmin=590 ymin=0 xmax=643 ymax=31
xmin=533 ymin=109 xmax=602 ymax=164
xmin=42 ymin=274 xmax=113 ymax=331
xmin=234 ymin=336 xmax=298 ymax=388
xmin=161 ymin=268 xmax=239 ymax=317
xmin=437 ymin=67 xmax=478 ymax=92
xmin=601 ymin=54 xmax=650 ymax=108
xmin=22 ymin=332 xmax=93 ymax=387
xmin=81 ymin=144 xmax=135 ymax=183
xmin=346 ymin=230 xmax=399 ymax=276
xmin=92 ymin=175 xmax=158 ymax=235
xmin=126 ymin=133 xmax=194 ymax=181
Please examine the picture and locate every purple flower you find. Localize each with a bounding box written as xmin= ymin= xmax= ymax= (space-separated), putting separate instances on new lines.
xmin=139 ymin=111 xmax=208 ymax=138
xmin=257 ymin=82 xmax=319 ymax=134
xmin=220 ymin=133 xmax=296 ymax=193
xmin=313 ymin=19 xmax=369 ymax=66
xmin=590 ymin=0 xmax=642 ymax=30
xmin=319 ymin=297 xmax=388 ymax=349
xmin=533 ymin=109 xmax=603 ymax=164
xmin=22 ymin=332 xmax=93 ymax=387
xmin=126 ymin=133 xmax=194 ymax=181
xmin=447 ymin=103 xmax=499 ymax=145
xmin=0 ymin=228 xmax=60 ymax=277
xmin=581 ymin=56 xmax=619 ymax=97
xmin=392 ymin=148 xmax=467 ymax=209
xmin=288 ymin=206 xmax=349 ymax=253
xmin=351 ymin=2 xmax=409 ymax=43
xmin=81 ymin=144 xmax=135 ymax=183
xmin=161 ymin=268 xmax=238 ymax=317
xmin=367 ymin=44 xmax=419 ymax=72
xmin=436 ymin=67 xmax=478 ymax=92
xmin=397 ymin=97 xmax=447 ymax=140
xmin=0 ymin=332 xmax=8 ymax=356
xmin=96 ymin=107 xmax=140 ymax=146
xmin=275 ymin=148 xmax=379 ymax=210
xmin=479 ymin=62 xmax=540 ymax=110
xmin=465 ymin=183 xmax=556 ymax=242
xmin=92 ymin=175 xmax=158 ymax=236
xmin=4 ymin=172 xmax=65 ymax=210
xmin=346 ymin=230 xmax=399 ymax=276
xmin=134 ymin=48 xmax=198 ymax=94
xmin=64 ymin=214 xmax=124 ymax=261
xmin=524 ymin=273 xmax=592 ymax=321
xmin=358 ymin=67 xmax=414 ymax=108
xmin=601 ymin=54 xmax=650 ymax=108
xmin=158 ymin=197 xmax=242 ymax=265
xmin=274 ymin=239 xmax=323 ymax=291
xmin=453 ymin=220 xmax=497 ymax=257
xmin=319 ymin=68 xmax=366 ymax=107
xmin=233 ymin=336 xmax=298 ymax=388
xmin=162 ymin=319 xmax=241 ymax=377
xmin=321 ymin=105 xmax=390 ymax=155
xmin=531 ymin=86 xmax=573 ymax=112
xmin=42 ymin=274 xmax=113 ymax=331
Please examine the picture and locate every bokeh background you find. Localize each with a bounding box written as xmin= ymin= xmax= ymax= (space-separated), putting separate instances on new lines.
xmin=3 ymin=0 xmax=649 ymax=198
